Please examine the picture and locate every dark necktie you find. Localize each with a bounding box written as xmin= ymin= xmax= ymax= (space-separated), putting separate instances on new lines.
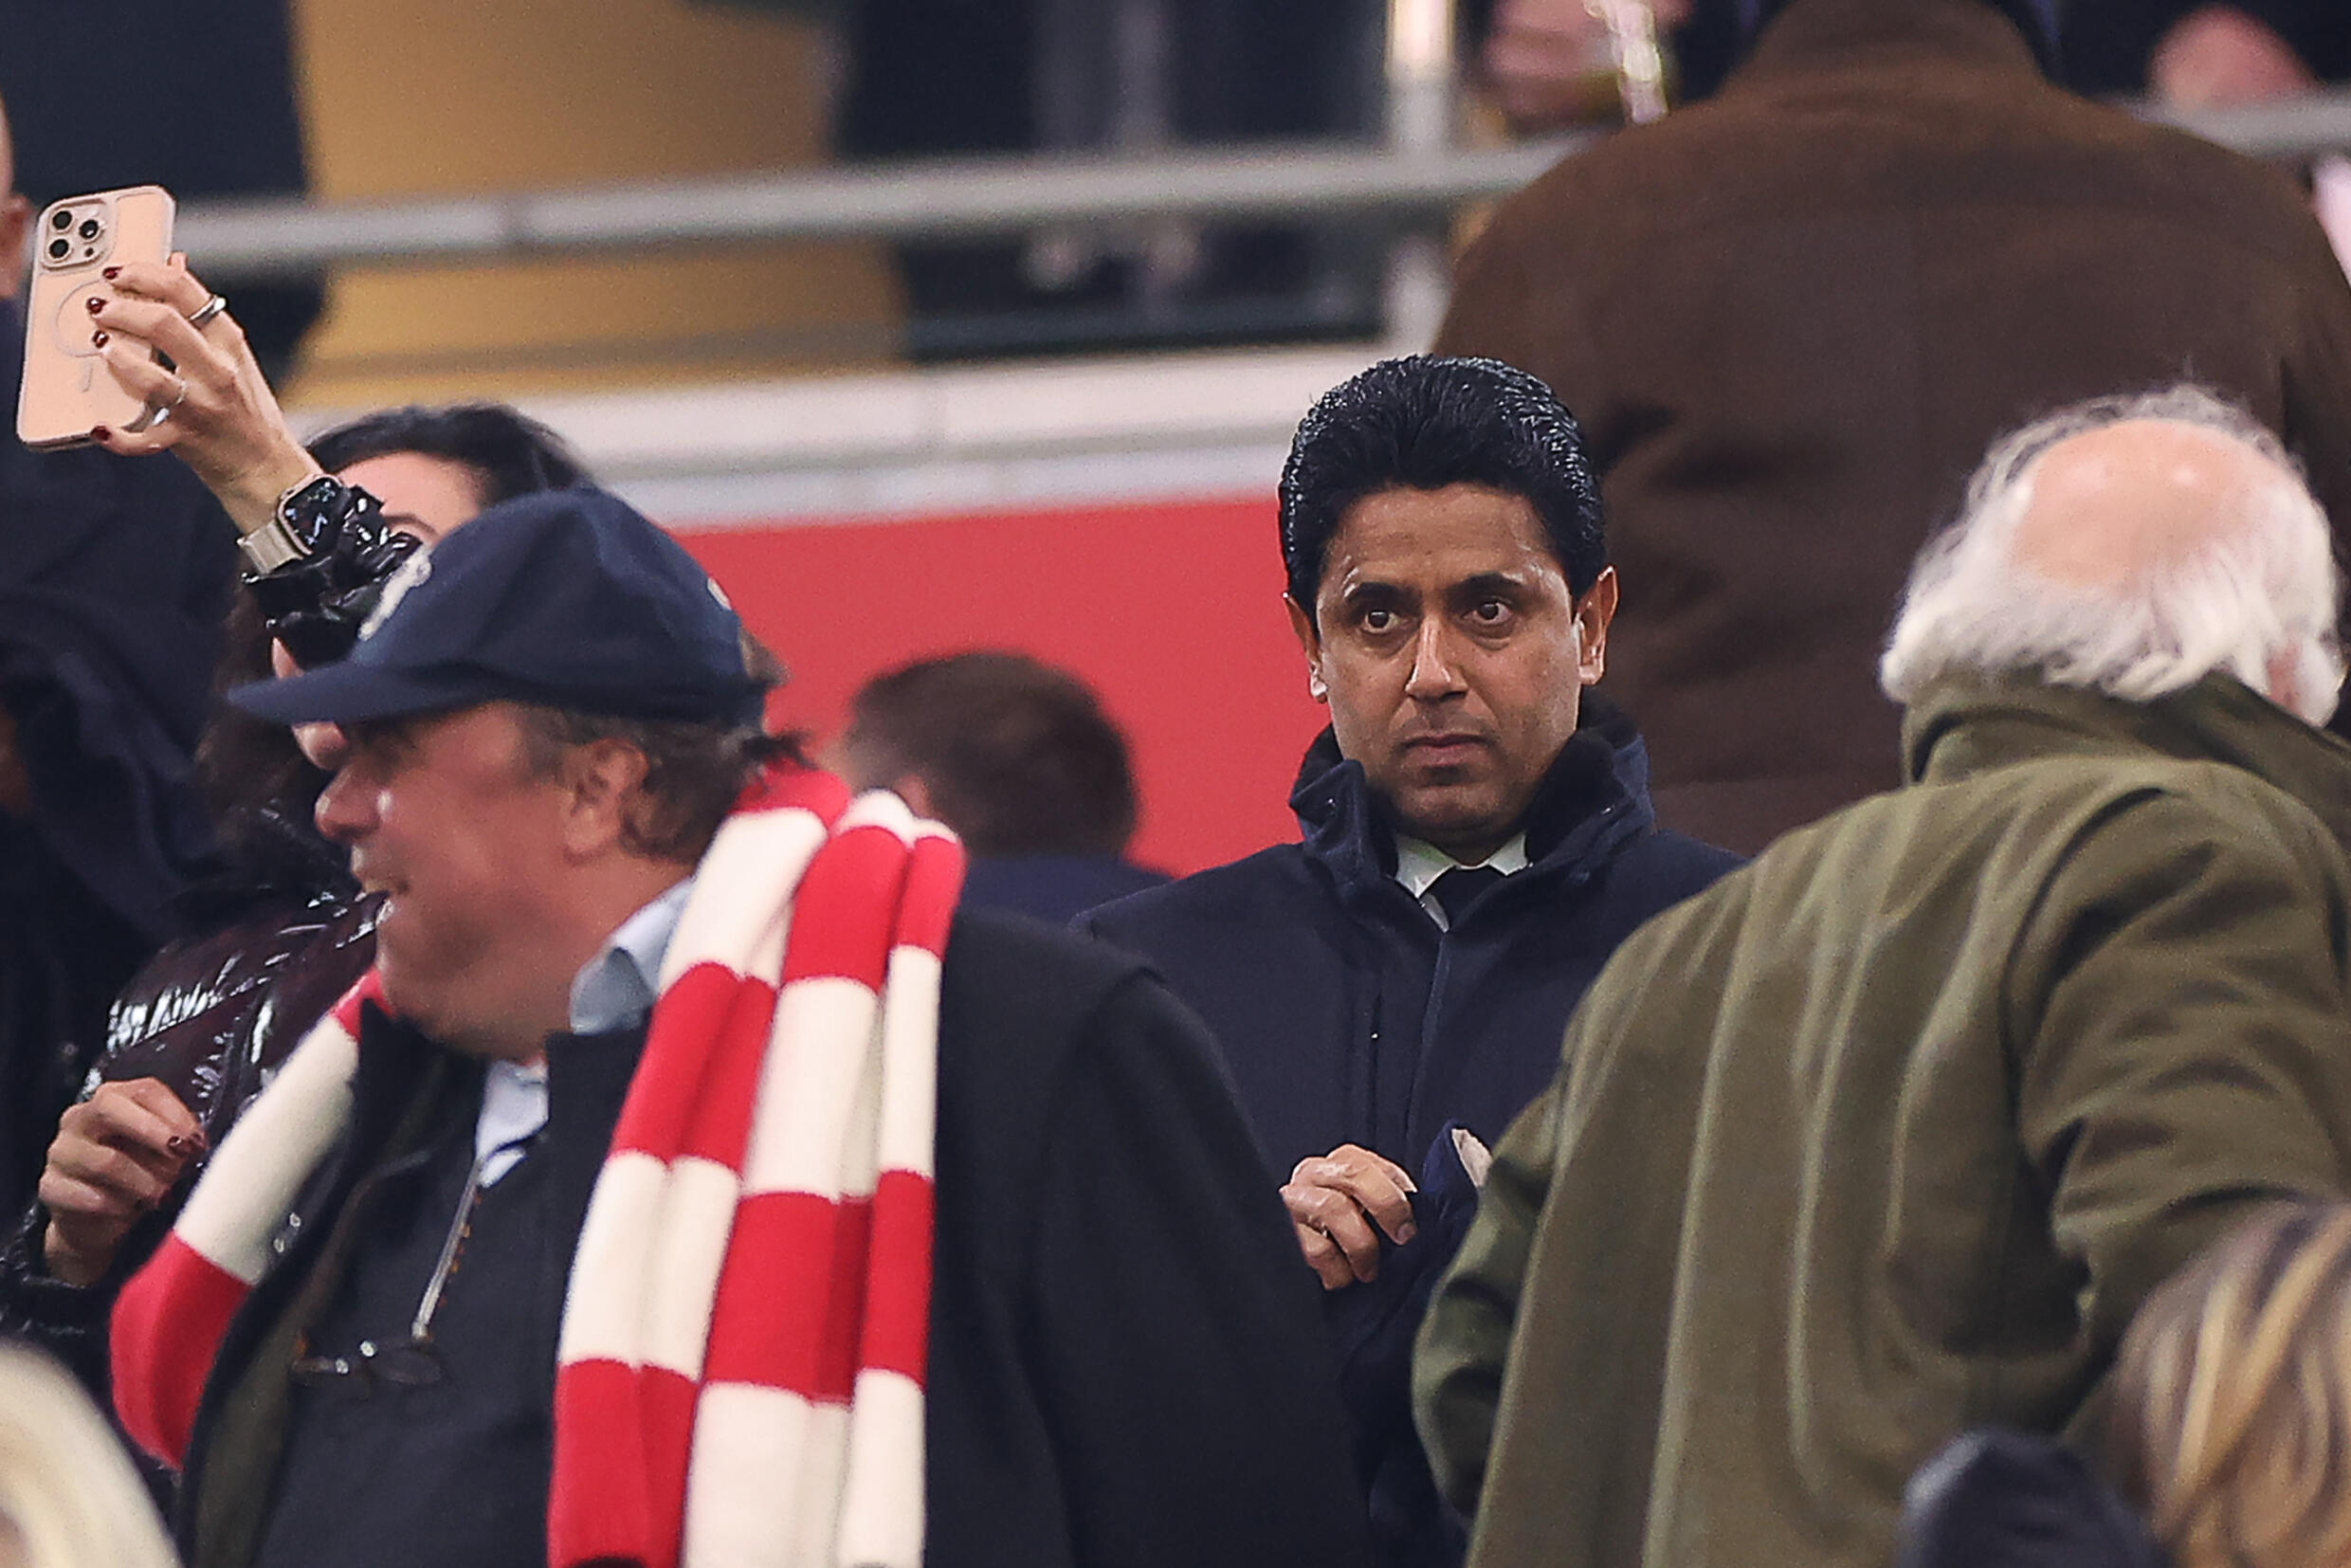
xmin=1430 ymin=865 xmax=1506 ymax=928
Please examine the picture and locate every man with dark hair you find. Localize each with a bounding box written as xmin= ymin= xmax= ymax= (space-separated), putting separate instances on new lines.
xmin=833 ymin=650 xmax=1167 ymax=923
xmin=1435 ymin=0 xmax=2351 ymax=854
xmin=1082 ymin=355 xmax=1739 ymax=1568
xmin=107 ymin=486 xmax=1370 ymax=1568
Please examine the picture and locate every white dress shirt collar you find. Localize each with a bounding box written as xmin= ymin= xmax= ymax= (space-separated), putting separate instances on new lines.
xmin=1393 ymin=832 xmax=1531 ymax=929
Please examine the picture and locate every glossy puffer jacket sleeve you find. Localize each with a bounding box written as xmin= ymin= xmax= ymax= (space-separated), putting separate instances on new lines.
xmin=0 ymin=878 xmax=376 ymax=1398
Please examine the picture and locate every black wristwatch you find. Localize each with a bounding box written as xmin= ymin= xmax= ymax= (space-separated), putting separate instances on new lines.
xmin=241 ymin=477 xmax=421 ymax=667
xmin=238 ymin=474 xmax=364 ymax=573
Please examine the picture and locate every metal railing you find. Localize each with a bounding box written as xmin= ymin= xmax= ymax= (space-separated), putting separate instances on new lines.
xmin=173 ymin=86 xmax=2351 ymax=284
xmin=171 ymin=138 xmax=1588 ymax=282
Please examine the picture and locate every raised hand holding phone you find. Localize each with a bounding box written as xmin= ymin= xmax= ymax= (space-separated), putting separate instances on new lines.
xmin=14 ymin=185 xmax=176 ymax=449
xmin=82 ymin=253 xmax=324 ymax=536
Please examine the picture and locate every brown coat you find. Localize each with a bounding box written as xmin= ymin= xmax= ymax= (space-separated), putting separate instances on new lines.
xmin=1434 ymin=0 xmax=2351 ymax=853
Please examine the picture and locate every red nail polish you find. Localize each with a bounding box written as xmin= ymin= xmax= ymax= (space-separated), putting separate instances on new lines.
xmin=91 ymin=330 xmax=107 ymax=347
xmin=166 ymin=1135 xmax=189 ymax=1154
xmin=101 ymin=266 xmax=120 ymax=280
xmin=89 ymin=426 xmax=110 ymax=441
xmin=85 ymin=295 xmax=104 ymax=314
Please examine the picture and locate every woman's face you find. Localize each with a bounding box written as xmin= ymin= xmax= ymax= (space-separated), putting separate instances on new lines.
xmin=336 ymin=451 xmax=490 ymax=544
xmin=282 ymin=451 xmax=493 ymax=770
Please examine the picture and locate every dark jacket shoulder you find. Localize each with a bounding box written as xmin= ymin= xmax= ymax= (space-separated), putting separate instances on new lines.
xmin=957 ymin=855 xmax=1168 ymax=927
xmin=926 ymin=906 xmax=1373 ymax=1568
xmin=939 ymin=904 xmax=1180 ymax=1048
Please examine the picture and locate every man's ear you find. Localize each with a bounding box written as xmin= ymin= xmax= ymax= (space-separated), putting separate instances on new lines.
xmin=557 ymin=738 xmax=652 ymax=857
xmin=0 ymin=194 xmax=29 ymax=301
xmin=1574 ymin=567 xmax=1619 ymax=686
xmin=1285 ymin=593 xmax=1330 ymax=704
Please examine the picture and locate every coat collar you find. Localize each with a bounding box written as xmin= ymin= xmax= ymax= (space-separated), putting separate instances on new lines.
xmin=348 ymin=1004 xmax=647 ymax=1213
xmin=1902 ymin=673 xmax=2351 ymax=848
xmin=1289 ymin=693 xmax=1657 ymax=903
xmin=1732 ymin=0 xmax=2043 ymax=90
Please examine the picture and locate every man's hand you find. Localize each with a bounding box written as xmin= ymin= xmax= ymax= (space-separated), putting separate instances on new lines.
xmin=1283 ymin=1144 xmax=1418 ymax=1290
xmin=38 ymin=1080 xmax=204 ymax=1288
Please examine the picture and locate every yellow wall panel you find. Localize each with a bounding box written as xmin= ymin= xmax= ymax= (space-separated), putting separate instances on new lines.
xmin=285 ymin=0 xmax=900 ymax=408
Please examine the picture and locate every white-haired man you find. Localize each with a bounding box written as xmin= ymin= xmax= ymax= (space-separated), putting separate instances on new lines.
xmin=1412 ymin=386 xmax=2351 ymax=1568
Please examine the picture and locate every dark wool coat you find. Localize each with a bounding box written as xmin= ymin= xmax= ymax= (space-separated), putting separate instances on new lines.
xmin=0 ymin=295 xmax=237 ymax=1231
xmin=1417 ymin=675 xmax=2351 ymax=1568
xmin=1434 ymin=0 xmax=2351 ymax=854
xmin=168 ymin=910 xmax=1371 ymax=1568
xmin=1079 ymin=700 xmax=1740 ymax=1568
xmin=957 ymin=853 xmax=1167 ymax=927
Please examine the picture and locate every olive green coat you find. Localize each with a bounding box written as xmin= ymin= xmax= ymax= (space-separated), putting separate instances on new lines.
xmin=1414 ymin=673 xmax=2351 ymax=1568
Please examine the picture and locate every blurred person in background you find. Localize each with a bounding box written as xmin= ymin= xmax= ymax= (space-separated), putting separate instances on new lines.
xmin=0 ymin=1345 xmax=178 ymax=1568
xmin=2064 ymin=2 xmax=2346 ymax=102
xmin=0 ymin=95 xmax=239 ymax=1241
xmin=1415 ymin=388 xmax=2351 ymax=1568
xmin=2069 ymin=3 xmax=2351 ymax=282
xmin=0 ymin=0 xmax=321 ymax=377
xmin=0 ymin=402 xmax=591 ymax=1405
xmin=2146 ymin=3 xmax=2345 ymax=102
xmin=1084 ymin=355 xmax=1740 ymax=1568
xmin=827 ymin=0 xmax=1388 ymax=356
xmin=1468 ymin=3 xmax=2351 ymax=138
xmin=1434 ymin=0 xmax=2351 ymax=855
xmin=1892 ymin=1201 xmax=2351 ymax=1568
xmin=1896 ymin=1428 xmax=2164 ymax=1568
xmin=830 ymin=650 xmax=1169 ymax=923
xmin=2106 ymin=1202 xmax=2351 ymax=1568
xmin=1461 ymin=0 xmax=1749 ymax=131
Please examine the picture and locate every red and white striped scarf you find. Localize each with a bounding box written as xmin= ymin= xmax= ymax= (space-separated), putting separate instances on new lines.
xmin=112 ymin=762 xmax=964 ymax=1568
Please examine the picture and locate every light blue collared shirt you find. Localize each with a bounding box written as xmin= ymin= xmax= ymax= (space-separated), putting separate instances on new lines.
xmin=567 ymin=877 xmax=695 ymax=1035
xmin=474 ymin=878 xmax=694 ymax=1185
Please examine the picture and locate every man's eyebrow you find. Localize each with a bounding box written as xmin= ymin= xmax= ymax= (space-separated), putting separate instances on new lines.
xmin=1452 ymin=571 xmax=1533 ymax=598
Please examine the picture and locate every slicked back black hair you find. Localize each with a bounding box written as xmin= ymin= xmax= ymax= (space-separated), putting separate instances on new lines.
xmin=307 ymin=402 xmax=591 ymax=510
xmin=1279 ymin=355 xmax=1607 ymax=618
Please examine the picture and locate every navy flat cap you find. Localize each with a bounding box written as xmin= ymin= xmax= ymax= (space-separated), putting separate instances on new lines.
xmin=228 ymin=485 xmax=766 ymax=728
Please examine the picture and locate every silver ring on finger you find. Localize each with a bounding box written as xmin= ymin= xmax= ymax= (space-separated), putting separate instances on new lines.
xmin=187 ymin=294 xmax=228 ymax=331
xmin=151 ymin=375 xmax=190 ymax=425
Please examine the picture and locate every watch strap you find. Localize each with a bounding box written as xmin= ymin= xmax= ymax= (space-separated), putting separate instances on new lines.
xmin=238 ymin=514 xmax=311 ymax=574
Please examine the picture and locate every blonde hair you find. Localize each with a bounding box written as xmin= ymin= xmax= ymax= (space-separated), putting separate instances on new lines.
xmin=0 ymin=1347 xmax=178 ymax=1568
xmin=2109 ymin=1203 xmax=2351 ymax=1568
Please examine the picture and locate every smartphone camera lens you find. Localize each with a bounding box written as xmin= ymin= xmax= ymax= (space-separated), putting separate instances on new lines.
xmin=48 ymin=210 xmax=70 ymax=231
xmin=77 ymin=219 xmax=100 ymax=241
xmin=46 ymin=237 xmax=68 ymax=260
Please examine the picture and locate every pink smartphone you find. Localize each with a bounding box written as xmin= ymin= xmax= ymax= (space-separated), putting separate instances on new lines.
xmin=15 ymin=185 xmax=176 ymax=450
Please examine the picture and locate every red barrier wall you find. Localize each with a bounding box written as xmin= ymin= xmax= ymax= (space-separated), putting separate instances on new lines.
xmin=679 ymin=496 xmax=1328 ymax=876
